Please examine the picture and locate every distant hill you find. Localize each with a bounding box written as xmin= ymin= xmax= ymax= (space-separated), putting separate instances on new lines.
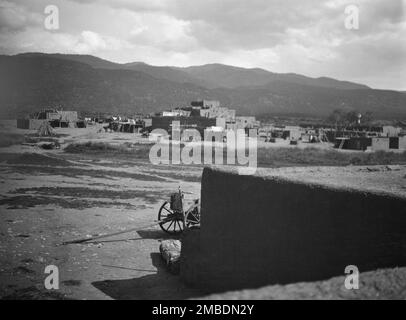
xmin=210 ymin=81 xmax=406 ymax=118
xmin=16 ymin=52 xmax=119 ymax=69
xmin=179 ymin=63 xmax=370 ymax=90
xmin=16 ymin=53 xmax=369 ymax=90
xmin=0 ymin=55 xmax=212 ymax=118
xmin=1 ymin=53 xmax=405 ymax=119
xmin=16 ymin=53 xmax=209 ymax=87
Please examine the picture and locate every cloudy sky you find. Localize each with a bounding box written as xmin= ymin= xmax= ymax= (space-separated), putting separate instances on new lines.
xmin=0 ymin=0 xmax=405 ymax=90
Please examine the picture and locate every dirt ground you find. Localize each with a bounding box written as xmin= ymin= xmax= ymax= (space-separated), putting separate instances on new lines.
xmin=198 ymin=266 xmax=406 ymax=300
xmin=0 ymin=123 xmax=206 ymax=299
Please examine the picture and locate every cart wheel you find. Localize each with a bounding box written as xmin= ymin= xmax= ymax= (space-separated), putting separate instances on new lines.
xmin=158 ymin=201 xmax=184 ymax=234
xmin=185 ymin=207 xmax=200 ymax=227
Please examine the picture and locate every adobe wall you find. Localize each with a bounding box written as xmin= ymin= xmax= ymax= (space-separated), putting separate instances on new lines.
xmin=400 ymin=136 xmax=406 ymax=150
xmin=181 ymin=167 xmax=406 ymax=293
xmin=372 ymin=137 xmax=390 ymax=151
xmin=17 ymin=119 xmax=29 ymax=129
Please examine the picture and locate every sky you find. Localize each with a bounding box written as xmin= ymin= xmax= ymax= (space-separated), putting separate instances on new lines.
xmin=0 ymin=0 xmax=405 ymax=90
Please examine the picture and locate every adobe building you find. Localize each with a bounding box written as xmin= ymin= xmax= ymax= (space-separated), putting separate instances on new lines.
xmin=235 ymin=116 xmax=259 ymax=129
xmin=191 ymin=100 xmax=220 ymax=109
xmin=17 ymin=109 xmax=82 ymax=129
xmin=335 ymin=135 xmax=406 ymax=151
xmin=382 ymin=126 xmax=402 ymax=137
xmin=191 ymin=100 xmax=236 ymax=120
xmin=150 ymin=116 xmax=217 ymax=135
xmin=151 ymin=100 xmax=240 ymax=134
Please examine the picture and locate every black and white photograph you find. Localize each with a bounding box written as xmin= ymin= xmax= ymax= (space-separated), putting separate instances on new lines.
xmin=0 ymin=0 xmax=405 ymax=303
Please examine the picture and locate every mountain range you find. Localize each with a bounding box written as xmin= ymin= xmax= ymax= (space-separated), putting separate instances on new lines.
xmin=0 ymin=52 xmax=404 ymax=119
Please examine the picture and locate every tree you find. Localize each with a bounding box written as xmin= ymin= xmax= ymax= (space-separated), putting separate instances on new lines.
xmin=327 ymin=109 xmax=373 ymax=127
xmin=363 ymin=111 xmax=374 ymax=124
xmin=345 ymin=110 xmax=359 ymax=126
xmin=327 ymin=109 xmax=346 ymax=127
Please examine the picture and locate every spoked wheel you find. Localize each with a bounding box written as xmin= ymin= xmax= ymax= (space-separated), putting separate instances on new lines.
xmin=158 ymin=201 xmax=185 ymax=234
xmin=185 ymin=207 xmax=200 ymax=227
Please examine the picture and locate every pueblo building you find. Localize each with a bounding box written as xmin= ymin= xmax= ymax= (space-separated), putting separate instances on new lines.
xmin=150 ymin=100 xmax=258 ymax=136
xmin=17 ymin=109 xmax=85 ymax=129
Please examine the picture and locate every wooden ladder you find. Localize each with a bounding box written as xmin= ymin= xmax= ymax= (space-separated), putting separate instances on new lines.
xmin=338 ymin=139 xmax=345 ymax=149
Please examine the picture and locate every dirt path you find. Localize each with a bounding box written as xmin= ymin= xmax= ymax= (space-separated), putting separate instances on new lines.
xmin=0 ymin=151 xmax=204 ymax=299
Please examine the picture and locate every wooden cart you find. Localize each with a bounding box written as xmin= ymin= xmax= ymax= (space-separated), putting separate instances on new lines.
xmin=158 ymin=188 xmax=200 ymax=234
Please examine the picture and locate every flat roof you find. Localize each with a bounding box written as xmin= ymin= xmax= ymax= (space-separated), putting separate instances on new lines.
xmin=210 ymin=165 xmax=406 ymax=199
